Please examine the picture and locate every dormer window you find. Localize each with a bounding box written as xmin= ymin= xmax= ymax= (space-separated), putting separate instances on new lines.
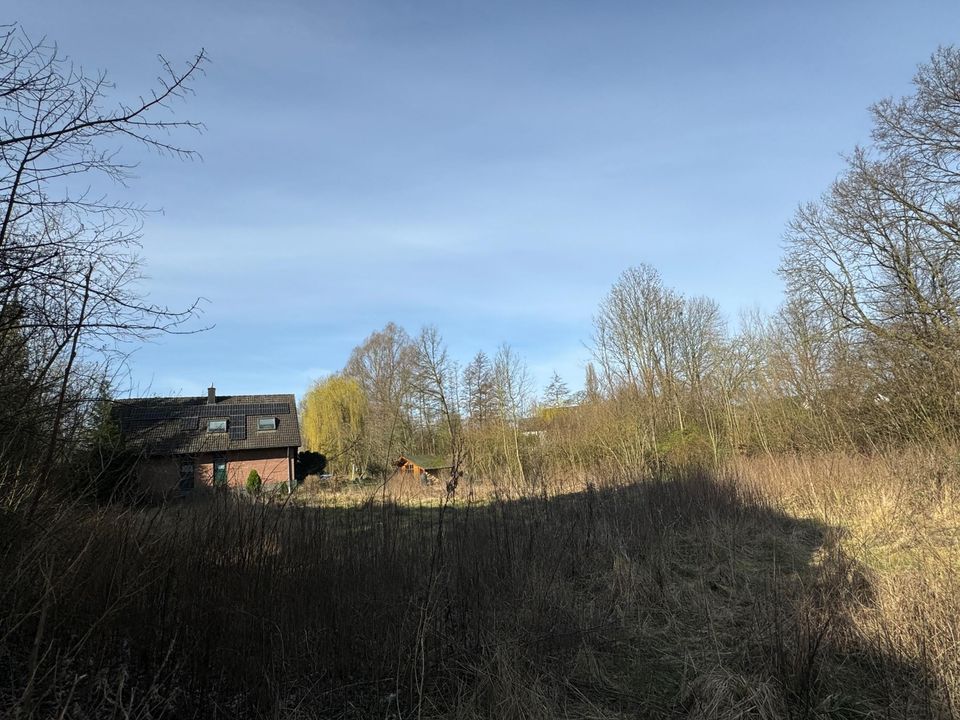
xmin=257 ymin=417 xmax=277 ymax=431
xmin=207 ymin=419 xmax=227 ymax=433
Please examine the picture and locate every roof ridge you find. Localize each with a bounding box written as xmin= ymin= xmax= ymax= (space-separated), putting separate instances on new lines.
xmin=117 ymin=393 xmax=296 ymax=403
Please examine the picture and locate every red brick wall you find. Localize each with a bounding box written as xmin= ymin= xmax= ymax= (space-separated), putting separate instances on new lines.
xmin=195 ymin=447 xmax=292 ymax=490
xmin=138 ymin=448 xmax=294 ymax=495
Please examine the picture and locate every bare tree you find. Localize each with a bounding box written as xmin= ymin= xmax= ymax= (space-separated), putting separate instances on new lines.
xmin=781 ymin=46 xmax=960 ymax=435
xmin=676 ymin=296 xmax=724 ymax=396
xmin=582 ymin=362 xmax=602 ymax=403
xmin=592 ymin=264 xmax=678 ymax=398
xmin=493 ymin=343 xmax=531 ymax=485
xmin=1 ymin=26 xmax=207 ymax=333
xmin=462 ymin=350 xmax=496 ymax=425
xmin=344 ymin=322 xmax=415 ymax=471
xmin=0 ymin=25 xmax=206 ymax=504
xmin=412 ymin=326 xmax=463 ymax=493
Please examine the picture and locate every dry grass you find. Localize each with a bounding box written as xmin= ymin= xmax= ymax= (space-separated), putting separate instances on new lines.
xmin=1 ymin=449 xmax=957 ymax=718
xmin=731 ymin=448 xmax=960 ymax=718
xmin=294 ymin=470 xmax=589 ymax=507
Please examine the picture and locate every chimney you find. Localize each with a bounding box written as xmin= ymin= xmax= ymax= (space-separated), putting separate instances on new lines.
xmin=207 ymin=385 xmax=216 ymax=404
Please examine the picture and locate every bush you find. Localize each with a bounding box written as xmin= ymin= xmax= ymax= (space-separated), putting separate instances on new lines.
xmin=657 ymin=426 xmax=716 ymax=470
xmin=245 ymin=469 xmax=262 ymax=495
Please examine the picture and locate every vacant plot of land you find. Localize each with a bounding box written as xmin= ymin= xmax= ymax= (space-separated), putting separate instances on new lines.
xmin=2 ymin=451 xmax=958 ymax=718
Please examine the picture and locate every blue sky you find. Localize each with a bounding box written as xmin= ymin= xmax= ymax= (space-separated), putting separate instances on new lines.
xmin=16 ymin=1 xmax=960 ymax=400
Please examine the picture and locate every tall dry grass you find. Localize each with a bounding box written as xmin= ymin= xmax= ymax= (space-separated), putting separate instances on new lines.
xmin=730 ymin=448 xmax=960 ymax=718
xmin=1 ymin=449 xmax=957 ymax=718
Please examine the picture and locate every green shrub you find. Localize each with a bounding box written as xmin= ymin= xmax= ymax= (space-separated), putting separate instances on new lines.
xmin=657 ymin=426 xmax=716 ymax=470
xmin=245 ymin=469 xmax=262 ymax=495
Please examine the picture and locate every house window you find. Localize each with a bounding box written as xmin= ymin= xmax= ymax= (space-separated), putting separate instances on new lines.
xmin=179 ymin=460 xmax=195 ymax=492
xmin=207 ymin=419 xmax=227 ymax=433
xmin=213 ymin=457 xmax=227 ymax=485
xmin=257 ymin=417 xmax=277 ymax=431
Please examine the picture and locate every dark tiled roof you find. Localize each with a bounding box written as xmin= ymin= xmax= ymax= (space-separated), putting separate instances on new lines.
xmin=397 ymin=454 xmax=452 ymax=470
xmin=113 ymin=393 xmax=301 ymax=456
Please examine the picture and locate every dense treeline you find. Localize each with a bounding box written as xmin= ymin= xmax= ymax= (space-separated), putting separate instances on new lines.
xmin=301 ymin=47 xmax=960 ymax=485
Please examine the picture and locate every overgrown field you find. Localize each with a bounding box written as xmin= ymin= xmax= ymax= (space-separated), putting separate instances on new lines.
xmin=2 ymin=450 xmax=958 ymax=718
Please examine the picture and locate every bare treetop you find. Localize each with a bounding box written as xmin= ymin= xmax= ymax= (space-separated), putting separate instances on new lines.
xmin=0 ymin=23 xmax=208 ymax=349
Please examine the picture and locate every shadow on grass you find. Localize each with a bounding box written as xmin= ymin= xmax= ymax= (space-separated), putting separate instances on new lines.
xmin=0 ymin=469 xmax=942 ymax=718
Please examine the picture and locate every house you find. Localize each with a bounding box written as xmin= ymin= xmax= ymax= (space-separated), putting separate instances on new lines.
xmin=113 ymin=386 xmax=301 ymax=495
xmin=393 ymin=454 xmax=453 ymax=483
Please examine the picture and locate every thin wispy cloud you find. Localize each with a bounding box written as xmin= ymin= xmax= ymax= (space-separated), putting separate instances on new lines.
xmin=16 ymin=0 xmax=960 ymax=399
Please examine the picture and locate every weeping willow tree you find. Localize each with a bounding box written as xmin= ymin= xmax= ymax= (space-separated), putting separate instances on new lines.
xmin=299 ymin=375 xmax=368 ymax=477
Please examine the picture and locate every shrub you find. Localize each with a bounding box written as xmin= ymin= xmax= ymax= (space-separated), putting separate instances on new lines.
xmin=245 ymin=469 xmax=262 ymax=495
xmin=657 ymin=426 xmax=716 ymax=470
